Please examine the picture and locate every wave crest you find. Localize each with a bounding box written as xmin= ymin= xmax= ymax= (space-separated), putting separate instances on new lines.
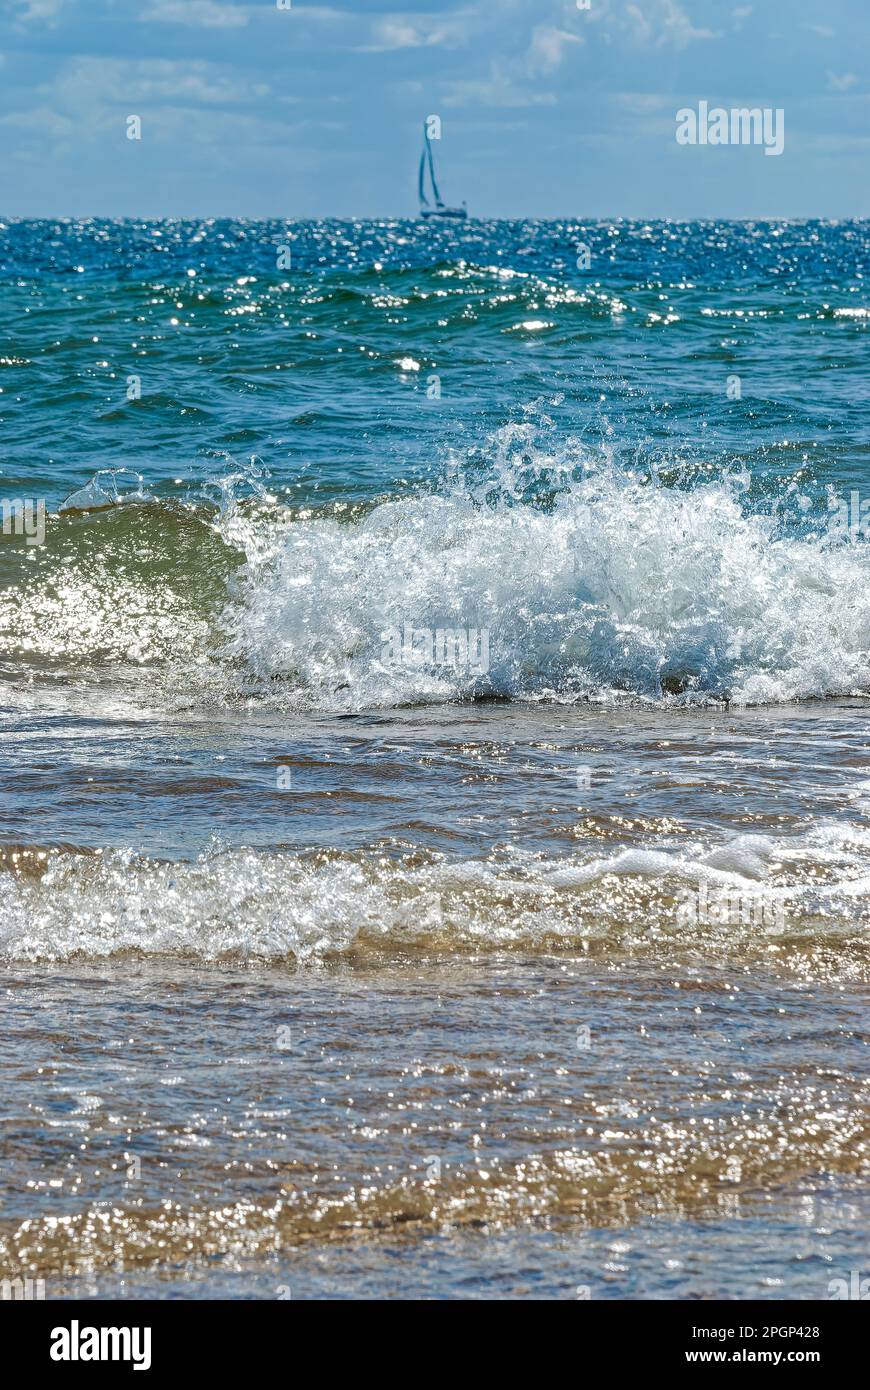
xmin=215 ymin=425 xmax=870 ymax=710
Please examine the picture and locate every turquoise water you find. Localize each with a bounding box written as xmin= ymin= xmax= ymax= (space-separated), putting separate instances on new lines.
xmin=0 ymin=219 xmax=867 ymax=1299
xmin=2 ymin=218 xmax=868 ymax=511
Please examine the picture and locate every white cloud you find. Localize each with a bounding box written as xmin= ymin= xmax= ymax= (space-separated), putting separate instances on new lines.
xmin=826 ymin=72 xmax=858 ymax=92
xmin=0 ymin=105 xmax=74 ymax=136
xmin=442 ymin=71 xmax=557 ymax=109
xmin=438 ymin=12 xmax=584 ymax=107
xmin=13 ymin=0 xmax=65 ymax=22
xmin=285 ymin=5 xmax=351 ymax=22
xmin=361 ymin=17 xmax=469 ymax=52
xmin=362 ymin=14 xmax=469 ymax=53
xmin=624 ymin=0 xmax=719 ymax=48
xmin=140 ymin=1 xmax=250 ymax=29
xmin=29 ymin=56 xmax=269 ymax=136
xmin=615 ymin=91 xmax=673 ymax=113
xmin=366 ymin=21 xmax=438 ymax=51
xmin=802 ymin=132 xmax=870 ymax=154
xmin=526 ymin=25 xmax=583 ymax=76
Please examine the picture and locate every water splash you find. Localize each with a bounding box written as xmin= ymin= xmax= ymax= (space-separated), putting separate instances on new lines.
xmin=214 ymin=422 xmax=870 ymax=710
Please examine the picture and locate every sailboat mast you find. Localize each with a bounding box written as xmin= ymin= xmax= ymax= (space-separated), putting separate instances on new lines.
xmin=425 ymin=126 xmax=443 ymax=205
xmin=418 ymin=117 xmax=467 ymax=219
xmin=418 ymin=150 xmax=429 ymax=207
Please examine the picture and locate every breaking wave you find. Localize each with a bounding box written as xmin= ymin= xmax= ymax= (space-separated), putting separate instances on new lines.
xmin=215 ymin=424 xmax=870 ymax=709
xmin=4 ymin=422 xmax=870 ymax=711
xmin=1 ymin=825 xmax=867 ymax=980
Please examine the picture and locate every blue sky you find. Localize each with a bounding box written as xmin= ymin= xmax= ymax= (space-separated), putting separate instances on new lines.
xmin=1 ymin=0 xmax=868 ymax=218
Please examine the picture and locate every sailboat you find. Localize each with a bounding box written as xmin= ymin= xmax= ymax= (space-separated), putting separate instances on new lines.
xmin=418 ymin=122 xmax=468 ymax=220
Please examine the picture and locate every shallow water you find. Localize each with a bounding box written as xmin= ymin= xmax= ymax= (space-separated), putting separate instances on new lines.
xmin=1 ymin=948 xmax=866 ymax=1300
xmin=0 ymin=219 xmax=867 ymax=1298
xmin=1 ymin=699 xmax=867 ymax=1297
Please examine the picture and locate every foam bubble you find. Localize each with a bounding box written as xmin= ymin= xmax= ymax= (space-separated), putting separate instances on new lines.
xmin=1 ymin=828 xmax=865 ymax=977
xmin=216 ymin=424 xmax=870 ymax=711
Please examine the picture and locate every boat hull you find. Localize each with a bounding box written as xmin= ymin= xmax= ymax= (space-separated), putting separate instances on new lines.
xmin=420 ymin=207 xmax=468 ymax=221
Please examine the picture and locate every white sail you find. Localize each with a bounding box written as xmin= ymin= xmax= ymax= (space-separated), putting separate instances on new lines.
xmin=418 ymin=121 xmax=467 ymax=219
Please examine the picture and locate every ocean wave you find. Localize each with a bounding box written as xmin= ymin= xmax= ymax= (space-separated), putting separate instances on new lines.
xmin=3 ymin=424 xmax=870 ymax=712
xmin=1 ymin=828 xmax=866 ymax=979
xmin=214 ymin=424 xmax=870 ymax=711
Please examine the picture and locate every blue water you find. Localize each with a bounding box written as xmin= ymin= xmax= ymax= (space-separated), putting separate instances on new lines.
xmin=0 ymin=219 xmax=868 ymax=1301
xmin=2 ymin=218 xmax=868 ymax=512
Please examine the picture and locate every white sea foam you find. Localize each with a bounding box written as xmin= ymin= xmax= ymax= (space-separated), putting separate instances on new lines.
xmin=0 ymin=827 xmax=865 ymax=968
xmin=215 ymin=424 xmax=870 ymax=711
xmin=7 ymin=427 xmax=870 ymax=713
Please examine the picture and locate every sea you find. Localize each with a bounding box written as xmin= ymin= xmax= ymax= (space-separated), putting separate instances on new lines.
xmin=0 ymin=217 xmax=867 ymax=1299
